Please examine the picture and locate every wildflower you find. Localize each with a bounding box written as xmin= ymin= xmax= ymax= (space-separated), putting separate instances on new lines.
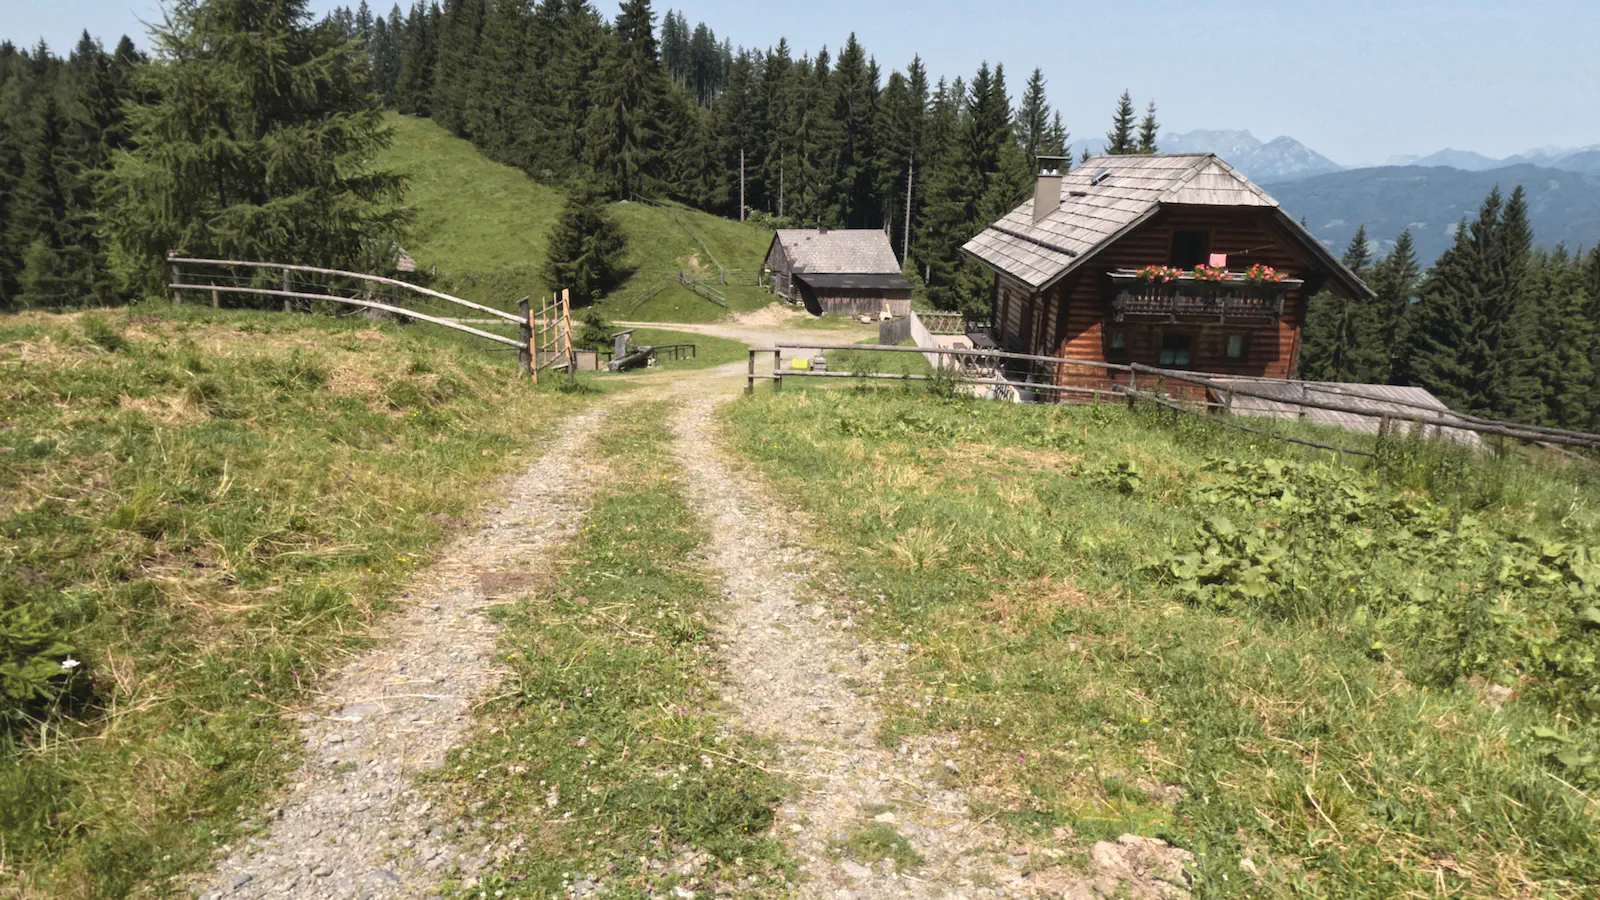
xmin=61 ymin=657 xmax=81 ymax=671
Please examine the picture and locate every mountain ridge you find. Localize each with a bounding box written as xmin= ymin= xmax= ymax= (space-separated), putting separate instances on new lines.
xmin=1267 ymin=163 xmax=1600 ymax=263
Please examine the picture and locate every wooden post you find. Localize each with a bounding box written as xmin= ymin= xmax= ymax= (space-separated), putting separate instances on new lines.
xmin=170 ymin=261 xmax=183 ymax=305
xmin=560 ymin=289 xmax=575 ymax=384
xmin=773 ymin=348 xmax=783 ymax=393
xmin=534 ymin=296 xmax=547 ymax=384
xmin=211 ymin=287 xmax=220 ymax=308
xmin=1127 ymin=369 xmax=1138 ymax=410
xmin=281 ymin=270 xmax=292 ymax=313
xmin=518 ymin=298 xmax=532 ymax=377
xmin=746 ymin=349 xmax=756 ymax=396
xmin=903 ymin=155 xmax=913 ymax=261
xmin=1224 ymin=389 xmax=1235 ymax=414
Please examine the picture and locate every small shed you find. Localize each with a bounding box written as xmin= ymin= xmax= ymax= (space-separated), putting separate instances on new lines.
xmin=765 ymin=228 xmax=913 ymax=317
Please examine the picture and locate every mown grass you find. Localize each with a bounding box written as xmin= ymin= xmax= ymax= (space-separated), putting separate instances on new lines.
xmin=377 ymin=115 xmax=774 ymax=323
xmin=0 ymin=305 xmax=590 ymax=898
xmin=724 ymin=385 xmax=1600 ymax=897
xmin=824 ymin=338 xmax=932 ymax=378
xmin=425 ymin=402 xmax=790 ymax=898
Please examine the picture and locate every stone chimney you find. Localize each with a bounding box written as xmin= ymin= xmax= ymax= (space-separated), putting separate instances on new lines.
xmin=1033 ymin=156 xmax=1067 ymax=223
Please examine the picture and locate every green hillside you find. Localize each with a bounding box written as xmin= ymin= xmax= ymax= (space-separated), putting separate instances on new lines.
xmin=377 ymin=115 xmax=775 ymax=322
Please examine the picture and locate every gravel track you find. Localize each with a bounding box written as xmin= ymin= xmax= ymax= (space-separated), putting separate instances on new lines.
xmin=665 ymin=376 xmax=1081 ymax=898
xmin=196 ymin=403 xmax=613 ymax=900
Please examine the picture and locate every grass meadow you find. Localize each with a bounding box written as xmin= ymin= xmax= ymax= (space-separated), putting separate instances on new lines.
xmin=724 ymin=382 xmax=1600 ymax=897
xmin=0 ymin=305 xmax=590 ymax=897
xmin=376 ymin=115 xmax=775 ymax=323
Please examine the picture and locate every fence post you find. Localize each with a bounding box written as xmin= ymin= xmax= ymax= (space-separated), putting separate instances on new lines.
xmin=1127 ymin=369 xmax=1138 ymax=410
xmin=561 ymin=289 xmax=575 ymax=385
xmin=746 ymin=349 xmax=756 ymax=396
xmin=518 ymin=298 xmax=533 ymax=379
xmin=170 ymin=260 xmax=183 ymax=305
xmin=773 ymin=348 xmax=783 ymax=392
xmin=211 ymin=287 xmax=220 ymax=309
xmin=282 ymin=270 xmax=292 ymax=313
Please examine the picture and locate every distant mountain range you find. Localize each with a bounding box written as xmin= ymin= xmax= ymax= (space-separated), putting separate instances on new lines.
xmin=1060 ymin=130 xmax=1600 ymax=262
xmin=1268 ymin=164 xmax=1600 ymax=263
xmin=1160 ymin=130 xmax=1344 ymax=183
xmin=1065 ymin=130 xmax=1344 ymax=183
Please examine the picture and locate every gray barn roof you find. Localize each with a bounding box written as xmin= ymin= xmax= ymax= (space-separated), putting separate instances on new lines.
xmin=771 ymin=229 xmax=902 ymax=275
xmin=1213 ymin=379 xmax=1482 ymax=447
xmin=962 ymin=153 xmax=1371 ymax=298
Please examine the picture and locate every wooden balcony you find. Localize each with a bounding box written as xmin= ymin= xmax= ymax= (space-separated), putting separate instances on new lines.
xmin=1108 ymin=271 xmax=1302 ymax=324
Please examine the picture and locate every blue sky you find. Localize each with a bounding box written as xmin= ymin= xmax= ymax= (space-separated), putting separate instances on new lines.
xmin=13 ymin=0 xmax=1598 ymax=164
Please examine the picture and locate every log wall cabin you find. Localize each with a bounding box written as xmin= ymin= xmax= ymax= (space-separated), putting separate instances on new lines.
xmin=963 ymin=154 xmax=1370 ymax=397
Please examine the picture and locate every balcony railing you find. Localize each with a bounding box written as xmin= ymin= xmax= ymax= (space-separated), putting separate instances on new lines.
xmin=1108 ymin=270 xmax=1302 ymax=324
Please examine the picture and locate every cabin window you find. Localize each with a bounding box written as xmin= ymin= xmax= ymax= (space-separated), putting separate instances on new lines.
xmin=1225 ymin=334 xmax=1246 ymax=361
xmin=1159 ymin=333 xmax=1191 ymax=367
xmin=1170 ymin=230 xmax=1210 ymax=269
xmin=1107 ymin=330 xmax=1127 ymax=360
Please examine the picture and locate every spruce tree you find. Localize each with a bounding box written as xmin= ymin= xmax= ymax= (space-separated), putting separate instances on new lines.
xmin=1017 ymin=67 xmax=1050 ymax=172
xmin=829 ymin=34 xmax=878 ymax=226
xmin=1298 ymin=227 xmax=1383 ymax=382
xmin=585 ymin=0 xmax=666 ymax=199
xmin=1136 ymin=100 xmax=1158 ymax=153
xmin=11 ymin=94 xmax=81 ymax=306
xmin=1402 ymin=193 xmax=1503 ymax=411
xmin=1045 ymin=111 xmax=1068 ymax=159
xmin=542 ymin=183 xmax=626 ymax=304
xmin=470 ymin=0 xmax=531 ymax=163
xmin=101 ymin=0 xmax=410 ymax=297
xmin=394 ymin=1 xmax=439 ymax=115
xmin=355 ymin=0 xmax=375 ymax=42
xmin=1526 ymin=248 xmax=1594 ymax=428
xmin=1370 ymin=229 xmax=1419 ymax=381
xmin=1105 ymin=90 xmax=1136 ymax=154
xmin=923 ymin=62 xmax=1026 ymax=315
xmin=432 ymin=0 xmax=486 ymax=135
xmin=659 ymin=11 xmax=688 ymax=86
xmin=1463 ymin=186 xmax=1542 ymax=421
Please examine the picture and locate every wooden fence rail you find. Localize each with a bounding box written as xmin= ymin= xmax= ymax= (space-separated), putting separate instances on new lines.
xmin=168 ymin=256 xmax=562 ymax=376
xmin=747 ymin=343 xmax=1600 ymax=452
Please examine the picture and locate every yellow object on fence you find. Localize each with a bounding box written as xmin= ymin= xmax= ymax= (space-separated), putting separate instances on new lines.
xmin=790 ymin=357 xmax=810 ymax=370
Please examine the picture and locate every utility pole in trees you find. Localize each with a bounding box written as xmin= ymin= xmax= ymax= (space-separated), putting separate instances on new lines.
xmin=779 ymin=166 xmax=785 ymax=219
xmin=903 ymin=154 xmax=913 ymax=263
xmin=739 ymin=148 xmax=745 ymax=222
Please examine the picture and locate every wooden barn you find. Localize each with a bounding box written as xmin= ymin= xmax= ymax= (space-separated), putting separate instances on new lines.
xmin=962 ymin=154 xmax=1371 ymax=395
xmin=766 ymin=228 xmax=913 ymax=317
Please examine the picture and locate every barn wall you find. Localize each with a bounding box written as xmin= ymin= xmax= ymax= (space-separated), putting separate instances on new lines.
xmin=764 ymin=241 xmax=794 ymax=300
xmin=818 ymin=290 xmax=912 ymax=318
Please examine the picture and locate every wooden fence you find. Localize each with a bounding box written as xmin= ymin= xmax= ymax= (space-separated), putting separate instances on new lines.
xmin=745 ymin=342 xmax=1600 ymax=455
xmin=167 ymin=255 xmax=575 ymax=380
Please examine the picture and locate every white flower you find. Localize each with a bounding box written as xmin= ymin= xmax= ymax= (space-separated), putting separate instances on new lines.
xmin=61 ymin=657 xmax=81 ymax=671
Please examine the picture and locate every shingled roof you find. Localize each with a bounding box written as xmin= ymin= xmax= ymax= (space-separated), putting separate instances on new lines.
xmin=962 ymin=153 xmax=1370 ymax=297
xmin=771 ymin=229 xmax=902 ymax=275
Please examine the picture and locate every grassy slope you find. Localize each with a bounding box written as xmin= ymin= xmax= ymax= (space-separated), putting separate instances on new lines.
xmin=725 ymin=386 xmax=1600 ymax=897
xmin=377 ymin=115 xmax=775 ymax=323
xmin=424 ymin=402 xmax=790 ymax=897
xmin=0 ymin=307 xmax=589 ymax=897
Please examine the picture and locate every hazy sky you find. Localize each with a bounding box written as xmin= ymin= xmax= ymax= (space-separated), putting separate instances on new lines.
xmin=13 ymin=0 xmax=1599 ymax=165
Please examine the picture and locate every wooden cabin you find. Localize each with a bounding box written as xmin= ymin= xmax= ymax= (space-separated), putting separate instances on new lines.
xmin=962 ymin=154 xmax=1370 ymax=396
xmin=766 ymin=228 xmax=913 ymax=317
